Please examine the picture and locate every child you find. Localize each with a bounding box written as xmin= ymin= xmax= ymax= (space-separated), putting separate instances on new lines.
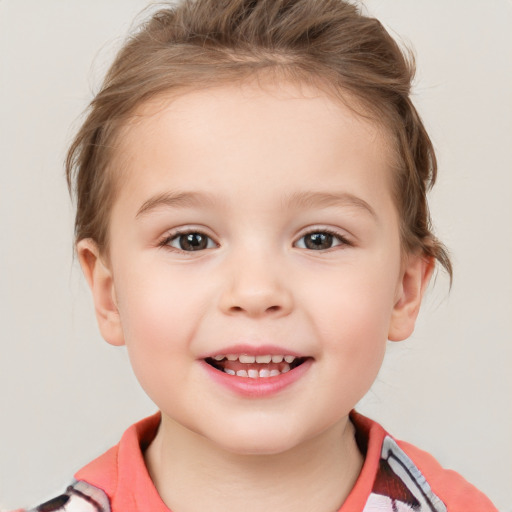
xmin=13 ymin=0 xmax=499 ymax=510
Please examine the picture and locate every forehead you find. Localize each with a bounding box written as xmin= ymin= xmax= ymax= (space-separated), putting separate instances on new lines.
xmin=126 ymin=79 xmax=389 ymax=144
xmin=111 ymin=80 xmax=395 ymax=213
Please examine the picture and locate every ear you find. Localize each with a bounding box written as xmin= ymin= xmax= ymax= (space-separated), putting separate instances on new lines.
xmin=388 ymin=254 xmax=434 ymax=342
xmin=77 ymin=239 xmax=125 ymax=346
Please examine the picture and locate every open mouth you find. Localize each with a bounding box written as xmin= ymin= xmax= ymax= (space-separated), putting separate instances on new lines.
xmin=205 ymin=354 xmax=309 ymax=379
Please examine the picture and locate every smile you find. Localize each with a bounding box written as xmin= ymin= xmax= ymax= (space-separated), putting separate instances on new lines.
xmin=205 ymin=354 xmax=308 ymax=378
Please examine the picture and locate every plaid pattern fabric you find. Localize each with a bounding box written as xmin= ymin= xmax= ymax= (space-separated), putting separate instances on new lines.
xmin=364 ymin=436 xmax=446 ymax=511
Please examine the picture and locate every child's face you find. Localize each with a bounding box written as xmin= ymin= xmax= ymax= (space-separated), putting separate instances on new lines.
xmin=80 ymin=80 xmax=430 ymax=455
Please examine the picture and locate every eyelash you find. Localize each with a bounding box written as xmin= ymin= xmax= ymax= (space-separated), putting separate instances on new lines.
xmin=295 ymin=229 xmax=352 ymax=251
xmin=158 ymin=229 xmax=218 ymax=252
xmin=158 ymin=228 xmax=352 ymax=253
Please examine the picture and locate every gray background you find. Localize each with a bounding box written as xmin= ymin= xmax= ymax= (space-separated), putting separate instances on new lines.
xmin=0 ymin=0 xmax=511 ymax=510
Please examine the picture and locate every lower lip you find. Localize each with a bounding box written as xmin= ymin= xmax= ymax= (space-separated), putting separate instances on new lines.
xmin=200 ymin=358 xmax=313 ymax=398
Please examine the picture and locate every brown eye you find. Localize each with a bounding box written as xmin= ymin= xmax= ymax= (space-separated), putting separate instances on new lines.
xmin=304 ymin=232 xmax=333 ymax=250
xmin=168 ymin=232 xmax=215 ymax=251
xmin=296 ymin=231 xmax=347 ymax=251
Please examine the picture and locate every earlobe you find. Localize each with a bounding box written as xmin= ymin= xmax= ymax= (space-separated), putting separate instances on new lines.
xmin=77 ymin=239 xmax=125 ymax=346
xmin=388 ymin=254 xmax=434 ymax=342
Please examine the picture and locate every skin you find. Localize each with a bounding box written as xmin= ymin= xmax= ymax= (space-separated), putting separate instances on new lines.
xmin=78 ymin=80 xmax=433 ymax=512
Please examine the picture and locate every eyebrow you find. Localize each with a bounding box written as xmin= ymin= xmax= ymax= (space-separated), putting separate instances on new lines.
xmin=284 ymin=191 xmax=377 ymax=219
xmin=136 ymin=189 xmax=377 ymax=219
xmin=135 ymin=191 xmax=216 ymax=218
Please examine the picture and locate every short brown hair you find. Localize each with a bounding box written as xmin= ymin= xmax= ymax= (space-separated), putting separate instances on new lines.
xmin=66 ymin=0 xmax=452 ymax=279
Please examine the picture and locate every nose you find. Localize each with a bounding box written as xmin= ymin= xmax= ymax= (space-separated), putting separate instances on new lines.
xmin=217 ymin=250 xmax=294 ymax=318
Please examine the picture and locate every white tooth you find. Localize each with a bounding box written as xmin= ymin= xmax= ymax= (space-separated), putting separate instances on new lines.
xmin=225 ymin=368 xmax=235 ymax=375
xmin=248 ymin=369 xmax=259 ymax=379
xmin=227 ymin=354 xmax=238 ymax=361
xmin=269 ymin=369 xmax=280 ymax=377
xmin=284 ymin=355 xmax=295 ymax=363
xmin=214 ymin=354 xmax=225 ymax=361
xmin=236 ymin=369 xmax=248 ymax=377
xmin=256 ymin=355 xmax=272 ymax=363
xmin=282 ymin=364 xmax=291 ymax=373
xmin=239 ymin=355 xmax=256 ymax=363
xmin=259 ymin=369 xmax=270 ymax=378
xmin=271 ymin=355 xmax=284 ymax=363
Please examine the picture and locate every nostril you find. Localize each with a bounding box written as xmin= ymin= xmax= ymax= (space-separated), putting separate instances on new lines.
xmin=228 ymin=305 xmax=281 ymax=314
xmin=221 ymin=288 xmax=293 ymax=317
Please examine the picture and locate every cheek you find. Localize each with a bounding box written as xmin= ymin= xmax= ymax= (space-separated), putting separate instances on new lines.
xmin=113 ymin=263 xmax=208 ymax=373
xmin=319 ymin=292 xmax=389 ymax=377
xmin=113 ymin=273 xmax=206 ymax=411
xmin=301 ymin=260 xmax=398 ymax=384
xmin=305 ymin=263 xmax=398 ymax=339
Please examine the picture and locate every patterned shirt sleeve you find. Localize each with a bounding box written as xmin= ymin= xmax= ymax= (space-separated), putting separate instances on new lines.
xmin=22 ymin=481 xmax=110 ymax=512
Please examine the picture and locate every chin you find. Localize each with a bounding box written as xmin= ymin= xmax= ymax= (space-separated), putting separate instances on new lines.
xmin=205 ymin=422 xmax=305 ymax=457
xmin=216 ymin=438 xmax=298 ymax=457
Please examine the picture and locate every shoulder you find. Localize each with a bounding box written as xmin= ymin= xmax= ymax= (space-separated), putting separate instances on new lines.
xmin=349 ymin=411 xmax=498 ymax=511
xmin=395 ymin=438 xmax=498 ymax=512
xmin=11 ymin=419 xmax=127 ymax=512
xmin=16 ymin=481 xmax=111 ymax=512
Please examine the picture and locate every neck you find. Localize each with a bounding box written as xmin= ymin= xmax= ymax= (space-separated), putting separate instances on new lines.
xmin=144 ymin=414 xmax=363 ymax=512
